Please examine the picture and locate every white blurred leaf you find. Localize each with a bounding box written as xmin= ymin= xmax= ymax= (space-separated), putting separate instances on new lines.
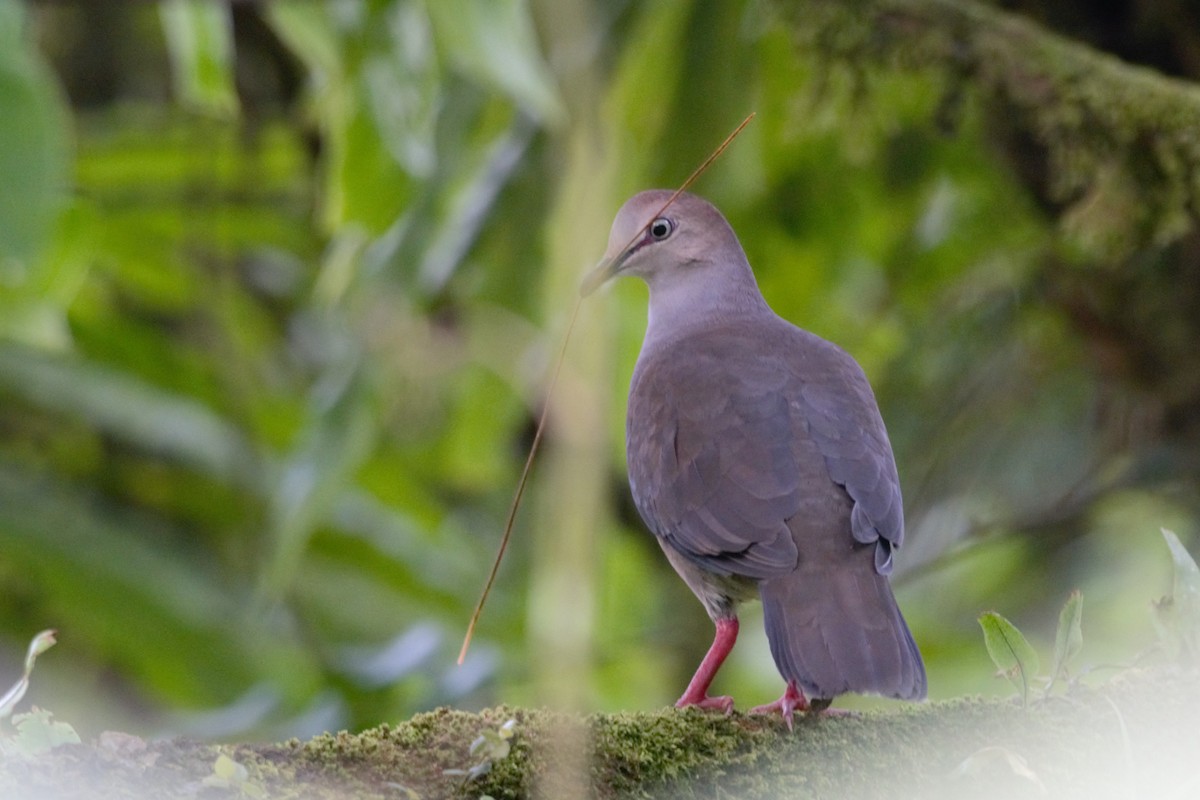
xmin=427 ymin=0 xmax=564 ymax=125
xmin=1157 ymin=529 xmax=1200 ymax=662
xmin=417 ymin=117 xmax=535 ymax=294
xmin=365 ymin=2 xmax=442 ymax=177
xmin=1049 ymin=590 xmax=1083 ymax=687
xmin=261 ymin=363 xmax=378 ymax=597
xmin=954 ymin=745 xmax=1047 ymax=794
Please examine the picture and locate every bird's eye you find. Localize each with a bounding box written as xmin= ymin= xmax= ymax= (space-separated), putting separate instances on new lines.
xmin=648 ymin=218 xmax=674 ymax=241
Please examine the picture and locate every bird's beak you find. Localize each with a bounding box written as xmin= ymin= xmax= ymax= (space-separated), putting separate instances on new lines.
xmin=579 ymin=247 xmax=631 ymax=297
xmin=579 ymin=256 xmax=616 ymax=297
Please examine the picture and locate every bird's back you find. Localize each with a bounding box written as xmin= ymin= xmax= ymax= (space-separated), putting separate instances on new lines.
xmin=627 ymin=314 xmax=926 ymax=700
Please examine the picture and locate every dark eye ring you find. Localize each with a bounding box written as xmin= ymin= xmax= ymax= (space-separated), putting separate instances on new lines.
xmin=648 ymin=218 xmax=674 ymax=241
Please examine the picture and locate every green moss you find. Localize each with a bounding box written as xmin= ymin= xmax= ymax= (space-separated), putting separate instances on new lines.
xmin=776 ymin=0 xmax=1200 ymax=258
xmin=1 ymin=669 xmax=1196 ymax=798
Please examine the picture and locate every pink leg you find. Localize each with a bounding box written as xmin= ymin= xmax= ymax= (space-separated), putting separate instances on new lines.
xmin=674 ymin=617 xmax=738 ymax=714
xmin=749 ymin=680 xmax=813 ymax=731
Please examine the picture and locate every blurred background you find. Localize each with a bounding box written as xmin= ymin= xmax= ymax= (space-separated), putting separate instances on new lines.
xmin=1 ymin=0 xmax=1197 ymax=740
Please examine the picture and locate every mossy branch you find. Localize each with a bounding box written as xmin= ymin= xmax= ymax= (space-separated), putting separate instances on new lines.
xmin=775 ymin=0 xmax=1200 ymax=255
xmin=1 ymin=668 xmax=1196 ymax=799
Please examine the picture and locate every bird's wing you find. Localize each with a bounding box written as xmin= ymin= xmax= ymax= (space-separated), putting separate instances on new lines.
xmin=790 ymin=329 xmax=905 ymax=574
xmin=627 ymin=324 xmax=904 ymax=580
xmin=628 ymin=333 xmax=804 ymax=580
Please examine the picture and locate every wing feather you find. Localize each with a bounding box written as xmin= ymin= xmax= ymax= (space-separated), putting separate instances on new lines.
xmin=628 ymin=322 xmax=904 ymax=580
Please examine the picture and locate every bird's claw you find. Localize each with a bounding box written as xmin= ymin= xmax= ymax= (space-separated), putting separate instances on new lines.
xmin=749 ymin=682 xmax=815 ymax=731
xmin=675 ymin=693 xmax=735 ymax=715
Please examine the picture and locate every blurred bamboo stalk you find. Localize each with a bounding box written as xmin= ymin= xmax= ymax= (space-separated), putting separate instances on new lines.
xmin=527 ymin=0 xmax=613 ymax=795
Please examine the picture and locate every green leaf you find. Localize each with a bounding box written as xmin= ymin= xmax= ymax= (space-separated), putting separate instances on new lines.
xmin=0 ymin=467 xmax=321 ymax=709
xmin=362 ymin=2 xmax=442 ymax=178
xmin=159 ymin=0 xmax=239 ymax=117
xmin=603 ymin=0 xmax=693 ymax=171
xmin=1049 ymin=590 xmax=1083 ymax=688
xmin=0 ymin=346 xmax=257 ymax=487
xmin=498 ymin=718 xmax=516 ymax=739
xmin=212 ymin=753 xmax=248 ymax=782
xmin=260 ymin=363 xmax=379 ymax=598
xmin=263 ymin=3 xmax=341 ymax=83
xmin=0 ymin=0 xmax=71 ymax=269
xmin=5 ymin=709 xmax=80 ymax=755
xmin=414 ymin=118 xmax=535 ymax=295
xmin=979 ymin=611 xmax=1040 ymax=704
xmin=202 ymin=753 xmax=265 ymax=797
xmin=1155 ymin=529 xmax=1200 ymax=663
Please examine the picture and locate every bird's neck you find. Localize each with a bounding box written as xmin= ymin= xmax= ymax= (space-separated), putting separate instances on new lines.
xmin=642 ymin=262 xmax=772 ymax=349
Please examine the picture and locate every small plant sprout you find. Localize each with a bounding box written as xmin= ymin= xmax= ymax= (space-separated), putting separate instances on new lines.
xmin=202 ymin=753 xmax=265 ymax=798
xmin=0 ymin=629 xmax=58 ymax=721
xmin=1049 ymin=590 xmax=1083 ymax=690
xmin=1 ymin=629 xmax=81 ymax=757
xmin=4 ymin=708 xmax=81 ymax=756
xmin=443 ymin=717 xmax=517 ymax=785
xmin=1152 ymin=528 xmax=1200 ymax=664
xmin=979 ymin=590 xmax=1088 ymax=704
xmin=978 ymin=612 xmax=1041 ymax=705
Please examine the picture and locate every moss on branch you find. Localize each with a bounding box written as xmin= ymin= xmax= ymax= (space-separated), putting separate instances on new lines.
xmin=1 ymin=668 xmax=1196 ymax=799
xmin=775 ymin=0 xmax=1200 ymax=255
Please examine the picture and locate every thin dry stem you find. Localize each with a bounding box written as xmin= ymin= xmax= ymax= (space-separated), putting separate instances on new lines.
xmin=456 ymin=112 xmax=757 ymax=664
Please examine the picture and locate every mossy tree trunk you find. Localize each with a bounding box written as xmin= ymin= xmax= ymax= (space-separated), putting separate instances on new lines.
xmin=777 ymin=0 xmax=1200 ymax=455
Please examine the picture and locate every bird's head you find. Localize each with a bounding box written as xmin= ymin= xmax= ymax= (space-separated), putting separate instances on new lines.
xmin=580 ymin=190 xmax=750 ymax=297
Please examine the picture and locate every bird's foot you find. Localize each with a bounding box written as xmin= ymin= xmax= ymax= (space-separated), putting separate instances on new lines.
xmin=675 ymin=692 xmax=735 ymax=715
xmin=749 ymin=682 xmax=827 ymax=731
xmin=672 ymin=617 xmax=739 ymax=715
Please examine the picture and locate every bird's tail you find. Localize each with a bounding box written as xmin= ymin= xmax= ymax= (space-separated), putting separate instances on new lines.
xmin=758 ymin=565 xmax=926 ymax=702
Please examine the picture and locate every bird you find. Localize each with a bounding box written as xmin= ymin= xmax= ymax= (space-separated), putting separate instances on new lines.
xmin=581 ymin=190 xmax=926 ymax=726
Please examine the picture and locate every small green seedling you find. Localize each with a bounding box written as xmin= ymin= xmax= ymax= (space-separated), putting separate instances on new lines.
xmin=443 ymin=717 xmax=517 ymax=786
xmin=982 ymin=530 xmax=1199 ymax=704
xmin=0 ymin=629 xmax=57 ymax=721
xmin=979 ymin=611 xmax=1042 ymax=705
xmin=979 ymin=590 xmax=1084 ymax=705
xmin=1152 ymin=528 xmax=1200 ymax=664
xmin=1049 ymin=589 xmax=1084 ymax=688
xmin=202 ymin=753 xmax=265 ymax=797
xmin=3 ymin=708 xmax=81 ymax=756
xmin=0 ymin=628 xmax=79 ymax=756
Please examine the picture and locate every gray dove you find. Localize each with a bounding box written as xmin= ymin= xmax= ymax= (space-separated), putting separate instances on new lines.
xmin=581 ymin=190 xmax=926 ymax=725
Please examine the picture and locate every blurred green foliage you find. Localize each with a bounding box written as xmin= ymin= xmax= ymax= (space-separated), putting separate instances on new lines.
xmin=0 ymin=0 xmax=1196 ymax=739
